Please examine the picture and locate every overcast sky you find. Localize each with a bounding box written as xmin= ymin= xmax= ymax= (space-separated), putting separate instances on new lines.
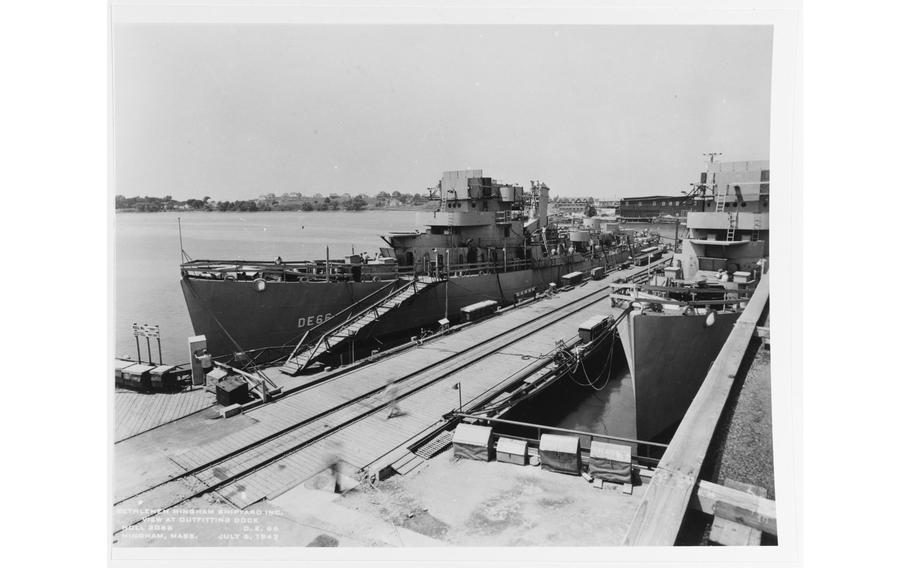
xmin=112 ymin=24 xmax=771 ymax=201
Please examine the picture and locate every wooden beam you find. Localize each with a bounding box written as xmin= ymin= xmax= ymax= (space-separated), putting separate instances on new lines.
xmin=710 ymin=515 xmax=761 ymax=546
xmin=693 ymin=480 xmax=777 ymax=536
xmin=621 ymin=275 xmax=770 ymax=546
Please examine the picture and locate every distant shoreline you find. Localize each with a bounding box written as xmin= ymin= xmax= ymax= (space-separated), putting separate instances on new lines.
xmin=114 ymin=206 xmax=432 ymax=213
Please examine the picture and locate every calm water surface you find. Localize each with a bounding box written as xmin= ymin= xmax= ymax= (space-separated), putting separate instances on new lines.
xmin=114 ymin=210 xmax=417 ymax=363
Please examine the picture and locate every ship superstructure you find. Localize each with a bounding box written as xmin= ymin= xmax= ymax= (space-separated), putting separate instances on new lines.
xmin=679 ymin=158 xmax=770 ymax=282
xmin=180 ymin=170 xmax=641 ymax=360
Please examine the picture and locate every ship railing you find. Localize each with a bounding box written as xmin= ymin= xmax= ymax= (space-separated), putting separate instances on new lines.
xmin=608 ymin=280 xmax=754 ymax=311
xmin=435 ymin=258 xmax=535 ymax=277
xmin=180 ymin=258 xmax=405 ymax=283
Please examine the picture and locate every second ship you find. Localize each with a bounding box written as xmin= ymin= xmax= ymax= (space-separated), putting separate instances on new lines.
xmin=180 ymin=170 xmax=650 ymax=365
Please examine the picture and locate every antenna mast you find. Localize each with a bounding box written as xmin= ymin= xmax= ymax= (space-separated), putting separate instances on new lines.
xmin=178 ymin=217 xmax=192 ymax=263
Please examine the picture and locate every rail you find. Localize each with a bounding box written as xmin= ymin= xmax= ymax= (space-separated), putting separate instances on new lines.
xmin=181 ymin=258 xmax=404 ymax=282
xmin=179 ymin=241 xmax=649 ymax=284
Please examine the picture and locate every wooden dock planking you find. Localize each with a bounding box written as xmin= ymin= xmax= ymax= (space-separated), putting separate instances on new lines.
xmin=221 ymin=297 xmax=625 ymax=508
xmin=622 ymin=275 xmax=770 ymax=546
xmin=203 ymin=283 xmax=629 ymax=505
xmin=115 ymin=388 xmax=212 ymax=442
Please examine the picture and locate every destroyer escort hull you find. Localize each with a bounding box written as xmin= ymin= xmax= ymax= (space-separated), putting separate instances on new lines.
xmin=616 ymin=309 xmax=740 ymax=441
xmin=181 ymin=253 xmax=621 ymax=357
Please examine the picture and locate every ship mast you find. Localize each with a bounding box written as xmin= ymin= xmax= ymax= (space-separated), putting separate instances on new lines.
xmin=703 ymin=152 xmax=722 ymax=202
xmin=686 ymin=152 xmax=723 ymax=212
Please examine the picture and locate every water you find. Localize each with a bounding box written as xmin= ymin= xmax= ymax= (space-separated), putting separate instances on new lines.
xmin=498 ymin=333 xmax=638 ymax=444
xmin=114 ymin=210 xmax=417 ymax=364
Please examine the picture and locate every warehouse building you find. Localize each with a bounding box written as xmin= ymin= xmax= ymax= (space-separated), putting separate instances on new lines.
xmin=618 ymin=195 xmax=695 ymax=221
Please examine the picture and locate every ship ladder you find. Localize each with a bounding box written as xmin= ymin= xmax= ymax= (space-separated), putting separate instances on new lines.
xmin=726 ymin=212 xmax=738 ymax=242
xmin=751 ymin=213 xmax=761 ymax=242
xmin=715 ymin=192 xmax=727 ymax=213
xmin=279 ymin=278 xmax=437 ymax=375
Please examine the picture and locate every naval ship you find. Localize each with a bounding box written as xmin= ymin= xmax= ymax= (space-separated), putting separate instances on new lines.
xmin=180 ymin=170 xmax=642 ymax=367
xmin=607 ymin=159 xmax=770 ymax=441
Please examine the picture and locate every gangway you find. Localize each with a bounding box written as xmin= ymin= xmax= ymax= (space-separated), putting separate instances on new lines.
xmin=280 ymin=276 xmax=439 ymax=375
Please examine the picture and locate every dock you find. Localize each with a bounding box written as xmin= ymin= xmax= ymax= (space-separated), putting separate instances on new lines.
xmin=113 ymin=254 xmax=775 ymax=547
xmin=113 ymin=256 xmax=668 ymax=539
xmin=115 ymin=387 xmax=211 ymax=442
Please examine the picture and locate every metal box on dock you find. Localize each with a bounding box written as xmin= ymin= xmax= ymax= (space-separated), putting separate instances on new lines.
xmin=121 ymin=363 xmax=155 ymax=391
xmin=578 ymin=314 xmax=613 ymax=343
xmin=205 ymin=368 xmax=229 ymax=393
xmin=588 ymin=440 xmax=632 ymax=484
xmin=149 ymin=365 xmax=178 ymax=391
xmin=460 ymin=300 xmax=499 ymax=323
xmin=495 ymin=437 xmax=527 ymax=465
xmin=216 ymin=376 xmax=249 ymax=407
xmin=452 ymin=423 xmax=493 ymax=461
xmin=561 ymin=271 xmax=584 ymax=286
xmin=590 ymin=266 xmax=605 ymax=280
xmin=114 ymin=359 xmax=136 ymax=387
xmin=539 ymin=434 xmax=581 ymax=475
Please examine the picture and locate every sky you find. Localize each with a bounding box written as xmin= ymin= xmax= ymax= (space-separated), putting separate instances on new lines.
xmin=112 ymin=24 xmax=772 ymax=201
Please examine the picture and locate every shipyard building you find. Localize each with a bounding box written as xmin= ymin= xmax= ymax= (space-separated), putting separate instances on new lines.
xmin=619 ymin=196 xmax=695 ymax=221
xmin=618 ymin=160 xmax=769 ymax=221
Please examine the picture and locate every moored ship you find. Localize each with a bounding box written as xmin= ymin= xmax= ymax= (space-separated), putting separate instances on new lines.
xmin=180 ymin=170 xmax=649 ymax=359
xmin=607 ymin=159 xmax=770 ymax=441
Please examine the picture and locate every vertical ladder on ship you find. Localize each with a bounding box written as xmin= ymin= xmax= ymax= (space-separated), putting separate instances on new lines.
xmin=279 ymin=277 xmax=438 ymax=375
xmin=715 ymin=191 xmax=727 ymax=212
xmin=751 ymin=213 xmax=762 ymax=241
xmin=726 ymin=212 xmax=738 ymax=242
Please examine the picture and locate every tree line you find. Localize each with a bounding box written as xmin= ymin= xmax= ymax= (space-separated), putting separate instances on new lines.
xmin=114 ymin=189 xmax=438 ymax=212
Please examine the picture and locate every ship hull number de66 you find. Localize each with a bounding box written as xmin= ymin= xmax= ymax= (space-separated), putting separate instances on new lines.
xmin=298 ymin=313 xmax=333 ymax=328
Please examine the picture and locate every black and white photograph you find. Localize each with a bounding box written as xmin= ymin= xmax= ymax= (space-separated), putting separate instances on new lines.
xmin=106 ymin=0 xmax=800 ymax=563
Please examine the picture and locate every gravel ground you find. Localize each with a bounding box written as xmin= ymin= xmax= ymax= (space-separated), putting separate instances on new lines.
xmin=711 ymin=343 xmax=775 ymax=499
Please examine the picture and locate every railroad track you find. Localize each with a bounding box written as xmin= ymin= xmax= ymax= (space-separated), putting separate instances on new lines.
xmin=113 ymin=256 xmax=670 ymax=535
